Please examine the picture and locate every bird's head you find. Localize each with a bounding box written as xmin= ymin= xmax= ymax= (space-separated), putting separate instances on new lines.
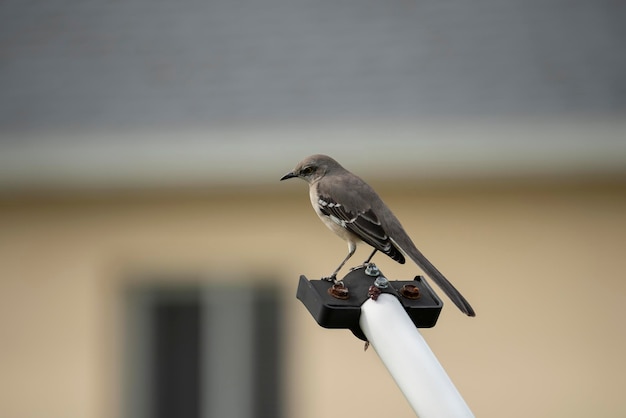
xmin=280 ymin=154 xmax=341 ymax=185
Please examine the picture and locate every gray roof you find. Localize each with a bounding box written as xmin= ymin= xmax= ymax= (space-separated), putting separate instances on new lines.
xmin=1 ymin=0 xmax=625 ymax=132
xmin=0 ymin=0 xmax=625 ymax=190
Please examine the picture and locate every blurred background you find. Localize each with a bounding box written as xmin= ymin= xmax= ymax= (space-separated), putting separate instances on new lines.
xmin=1 ymin=0 xmax=625 ymax=417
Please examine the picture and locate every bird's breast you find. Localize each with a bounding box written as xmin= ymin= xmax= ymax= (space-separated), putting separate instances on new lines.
xmin=309 ymin=185 xmax=361 ymax=244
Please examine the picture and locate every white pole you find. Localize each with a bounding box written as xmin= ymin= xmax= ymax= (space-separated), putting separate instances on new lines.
xmin=359 ymin=294 xmax=474 ymax=418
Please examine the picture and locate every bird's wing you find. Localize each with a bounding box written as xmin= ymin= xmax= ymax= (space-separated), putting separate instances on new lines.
xmin=317 ymin=194 xmax=405 ymax=263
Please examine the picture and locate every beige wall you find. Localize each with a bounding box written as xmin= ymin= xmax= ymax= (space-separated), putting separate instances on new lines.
xmin=1 ymin=179 xmax=625 ymax=418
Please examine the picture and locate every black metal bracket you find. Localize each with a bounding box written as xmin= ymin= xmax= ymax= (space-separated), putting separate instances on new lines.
xmin=296 ymin=265 xmax=443 ymax=341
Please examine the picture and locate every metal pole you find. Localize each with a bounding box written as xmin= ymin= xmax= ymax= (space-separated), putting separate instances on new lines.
xmin=359 ymin=294 xmax=474 ymax=418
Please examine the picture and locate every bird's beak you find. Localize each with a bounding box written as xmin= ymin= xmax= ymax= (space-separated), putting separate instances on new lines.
xmin=280 ymin=171 xmax=297 ymax=181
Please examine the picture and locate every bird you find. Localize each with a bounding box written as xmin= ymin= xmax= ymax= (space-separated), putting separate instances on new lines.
xmin=280 ymin=154 xmax=475 ymax=317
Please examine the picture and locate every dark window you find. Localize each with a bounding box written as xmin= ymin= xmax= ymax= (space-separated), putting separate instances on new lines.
xmin=152 ymin=297 xmax=202 ymax=418
xmin=124 ymin=283 xmax=283 ymax=418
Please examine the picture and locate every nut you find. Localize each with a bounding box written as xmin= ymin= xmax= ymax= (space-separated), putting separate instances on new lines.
xmin=368 ymin=285 xmax=382 ymax=300
xmin=400 ymin=284 xmax=421 ymax=300
xmin=328 ymin=282 xmax=350 ymax=300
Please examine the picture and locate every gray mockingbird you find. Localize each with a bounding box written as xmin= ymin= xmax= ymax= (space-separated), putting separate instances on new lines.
xmin=280 ymin=154 xmax=475 ymax=317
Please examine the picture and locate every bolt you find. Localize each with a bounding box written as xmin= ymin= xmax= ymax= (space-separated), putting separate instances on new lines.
xmin=328 ymin=282 xmax=350 ymax=300
xmin=368 ymin=285 xmax=382 ymax=300
xmin=400 ymin=284 xmax=421 ymax=300
xmin=365 ymin=263 xmax=380 ymax=276
xmin=374 ymin=275 xmax=389 ymax=289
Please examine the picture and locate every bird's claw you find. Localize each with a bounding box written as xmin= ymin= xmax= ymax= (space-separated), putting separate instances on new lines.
xmin=349 ymin=262 xmax=370 ymax=272
xmin=321 ymin=275 xmax=337 ymax=283
xmin=322 ymin=275 xmax=345 ymax=287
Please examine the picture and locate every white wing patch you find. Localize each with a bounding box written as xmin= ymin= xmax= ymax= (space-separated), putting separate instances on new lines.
xmin=328 ymin=214 xmax=358 ymax=228
xmin=318 ymin=198 xmax=341 ymax=209
xmin=319 ymin=198 xmax=351 ymax=227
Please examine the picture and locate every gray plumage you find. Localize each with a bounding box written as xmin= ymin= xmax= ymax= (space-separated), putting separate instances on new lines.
xmin=281 ymin=154 xmax=475 ymax=317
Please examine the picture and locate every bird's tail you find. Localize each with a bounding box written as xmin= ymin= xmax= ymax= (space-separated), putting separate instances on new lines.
xmin=409 ymin=245 xmax=475 ymax=316
xmin=391 ymin=232 xmax=476 ymax=316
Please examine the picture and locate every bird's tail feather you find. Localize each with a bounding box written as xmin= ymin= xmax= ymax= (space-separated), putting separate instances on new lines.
xmin=391 ymin=235 xmax=476 ymax=316
xmin=410 ymin=246 xmax=475 ymax=316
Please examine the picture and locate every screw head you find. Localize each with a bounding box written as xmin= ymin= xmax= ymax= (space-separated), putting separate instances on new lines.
xmin=374 ymin=275 xmax=389 ymax=289
xmin=365 ymin=263 xmax=380 ymax=276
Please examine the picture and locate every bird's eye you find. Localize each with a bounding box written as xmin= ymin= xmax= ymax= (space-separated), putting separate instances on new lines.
xmin=301 ymin=166 xmax=314 ymax=176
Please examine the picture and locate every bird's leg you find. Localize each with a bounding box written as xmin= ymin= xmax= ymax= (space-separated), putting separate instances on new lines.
xmin=349 ymin=248 xmax=378 ymax=272
xmin=322 ymin=244 xmax=356 ymax=283
xmin=363 ymin=248 xmax=378 ymax=264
